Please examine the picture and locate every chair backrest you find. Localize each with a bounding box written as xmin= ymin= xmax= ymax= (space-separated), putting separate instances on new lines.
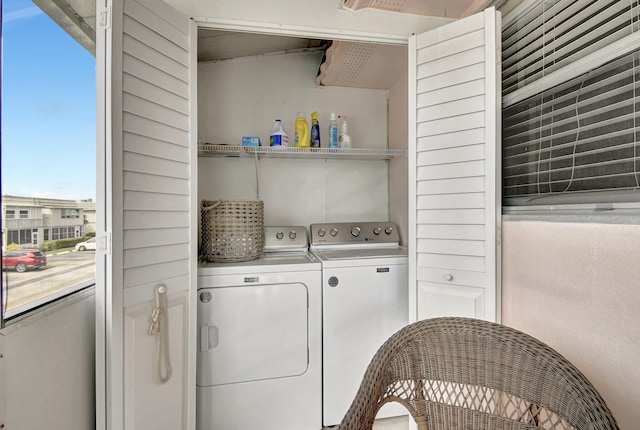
xmin=338 ymin=317 xmax=618 ymax=430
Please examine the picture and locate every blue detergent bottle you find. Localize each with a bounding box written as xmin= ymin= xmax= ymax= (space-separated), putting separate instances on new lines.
xmin=311 ymin=111 xmax=321 ymax=148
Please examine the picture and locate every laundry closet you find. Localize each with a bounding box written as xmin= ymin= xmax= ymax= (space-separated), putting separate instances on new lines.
xmin=196 ymin=32 xmax=409 ymax=231
xmin=194 ymin=31 xmax=411 ymax=430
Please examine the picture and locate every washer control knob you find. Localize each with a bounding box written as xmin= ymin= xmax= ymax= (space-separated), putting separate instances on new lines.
xmin=276 ymin=231 xmax=284 ymax=240
xmin=384 ymin=226 xmax=394 ymax=235
xmin=318 ymin=229 xmax=326 ymax=237
xmin=373 ymin=227 xmax=382 ymax=235
xmin=351 ymin=226 xmax=361 ymax=237
xmin=330 ymin=228 xmax=338 ymax=237
xmin=289 ymin=230 xmax=297 ymax=240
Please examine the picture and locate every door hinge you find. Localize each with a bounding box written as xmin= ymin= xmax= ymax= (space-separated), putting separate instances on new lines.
xmin=98 ymin=232 xmax=112 ymax=255
xmin=99 ymin=5 xmax=111 ymax=30
xmin=496 ymin=226 xmax=502 ymax=245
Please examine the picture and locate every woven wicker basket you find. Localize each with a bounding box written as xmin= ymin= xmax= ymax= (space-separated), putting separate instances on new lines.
xmin=200 ymin=199 xmax=265 ymax=262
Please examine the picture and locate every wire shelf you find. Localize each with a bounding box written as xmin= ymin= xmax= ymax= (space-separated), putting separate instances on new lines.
xmin=198 ymin=144 xmax=407 ymax=160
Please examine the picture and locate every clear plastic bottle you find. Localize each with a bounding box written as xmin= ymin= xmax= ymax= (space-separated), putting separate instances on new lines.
xmin=294 ymin=112 xmax=310 ymax=147
xmin=328 ymin=113 xmax=339 ymax=149
xmin=269 ymin=119 xmax=289 ymax=147
xmin=338 ymin=115 xmax=351 ymax=149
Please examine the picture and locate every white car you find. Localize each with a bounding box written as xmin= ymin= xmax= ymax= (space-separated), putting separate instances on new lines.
xmin=75 ymin=237 xmax=96 ymax=251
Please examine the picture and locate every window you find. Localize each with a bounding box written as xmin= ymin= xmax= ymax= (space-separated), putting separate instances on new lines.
xmin=8 ymin=230 xmax=18 ymax=245
xmin=503 ymin=53 xmax=640 ymax=203
xmin=61 ymin=208 xmax=80 ymax=219
xmin=1 ymin=0 xmax=96 ymax=323
xmin=6 ymin=229 xmax=34 ymax=245
xmin=19 ymin=229 xmax=31 ymax=244
xmin=50 ymin=227 xmax=78 ymax=240
xmin=501 ymin=0 xmax=640 ymax=208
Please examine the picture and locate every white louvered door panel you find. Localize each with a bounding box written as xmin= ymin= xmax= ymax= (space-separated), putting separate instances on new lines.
xmin=408 ymin=8 xmax=501 ymax=324
xmin=96 ymin=0 xmax=197 ymax=428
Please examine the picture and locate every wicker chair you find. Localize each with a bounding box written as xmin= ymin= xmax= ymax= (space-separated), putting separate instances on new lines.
xmin=338 ymin=317 xmax=618 ymax=430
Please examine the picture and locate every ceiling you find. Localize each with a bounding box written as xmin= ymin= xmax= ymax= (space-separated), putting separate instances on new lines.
xmin=36 ymin=0 xmax=514 ymax=58
xmin=343 ymin=0 xmax=493 ymax=18
xmin=197 ymin=30 xmax=326 ymax=63
xmin=33 ymin=0 xmax=97 ymax=55
xmin=35 ymin=0 xmax=516 ymax=89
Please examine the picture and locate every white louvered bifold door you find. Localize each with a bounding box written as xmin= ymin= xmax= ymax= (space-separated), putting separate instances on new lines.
xmin=96 ymin=0 xmax=197 ymax=428
xmin=408 ymin=8 xmax=501 ymax=323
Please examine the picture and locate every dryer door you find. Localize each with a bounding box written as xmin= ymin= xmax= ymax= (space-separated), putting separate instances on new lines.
xmin=197 ymin=282 xmax=309 ymax=386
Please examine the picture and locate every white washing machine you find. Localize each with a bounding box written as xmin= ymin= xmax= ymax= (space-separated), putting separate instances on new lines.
xmin=197 ymin=226 xmax=321 ymax=430
xmin=310 ymin=221 xmax=409 ymax=427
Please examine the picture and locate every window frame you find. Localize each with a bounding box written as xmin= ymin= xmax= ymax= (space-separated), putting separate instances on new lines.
xmin=501 ymin=0 xmax=640 ymax=219
xmin=0 ymin=2 xmax=97 ymax=326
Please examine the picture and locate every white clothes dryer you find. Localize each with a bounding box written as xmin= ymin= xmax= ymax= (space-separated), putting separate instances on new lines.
xmin=197 ymin=226 xmax=321 ymax=430
xmin=310 ymin=221 xmax=409 ymax=427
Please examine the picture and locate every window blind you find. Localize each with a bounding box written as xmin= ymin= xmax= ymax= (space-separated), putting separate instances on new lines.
xmin=502 ymin=0 xmax=640 ymax=97
xmin=502 ymin=51 xmax=640 ymax=203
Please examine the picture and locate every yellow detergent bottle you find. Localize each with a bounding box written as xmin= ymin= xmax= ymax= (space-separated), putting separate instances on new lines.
xmin=294 ymin=112 xmax=310 ymax=147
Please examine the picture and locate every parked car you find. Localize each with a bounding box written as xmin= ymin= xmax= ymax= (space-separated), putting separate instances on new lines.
xmin=2 ymin=249 xmax=47 ymax=273
xmin=75 ymin=237 xmax=96 ymax=251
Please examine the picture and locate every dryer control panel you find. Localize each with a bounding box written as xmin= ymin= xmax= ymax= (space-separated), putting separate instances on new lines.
xmin=310 ymin=222 xmax=400 ymax=246
xmin=264 ymin=226 xmax=309 ymax=251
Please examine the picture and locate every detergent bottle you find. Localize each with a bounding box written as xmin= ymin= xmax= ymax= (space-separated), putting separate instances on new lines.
xmin=294 ymin=112 xmax=310 ymax=147
xmin=269 ymin=119 xmax=289 ymax=147
xmin=310 ymin=111 xmax=321 ymax=148
xmin=338 ymin=115 xmax=351 ymax=149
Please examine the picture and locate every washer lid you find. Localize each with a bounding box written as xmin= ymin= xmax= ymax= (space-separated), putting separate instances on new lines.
xmin=311 ymin=246 xmax=407 ymax=261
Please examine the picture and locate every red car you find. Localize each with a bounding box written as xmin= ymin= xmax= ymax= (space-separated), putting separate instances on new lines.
xmin=2 ymin=249 xmax=47 ymax=273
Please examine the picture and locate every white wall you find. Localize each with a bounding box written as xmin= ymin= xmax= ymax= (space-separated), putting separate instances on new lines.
xmin=502 ymin=220 xmax=640 ymax=429
xmin=198 ymin=50 xmax=391 ymax=226
xmin=388 ymin=64 xmax=409 ymax=246
xmin=0 ymin=288 xmax=95 ymax=429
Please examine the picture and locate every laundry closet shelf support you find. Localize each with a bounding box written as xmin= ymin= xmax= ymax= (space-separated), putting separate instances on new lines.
xmin=198 ymin=144 xmax=407 ymax=160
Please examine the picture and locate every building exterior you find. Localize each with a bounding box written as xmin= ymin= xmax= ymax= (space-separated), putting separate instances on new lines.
xmin=1 ymin=195 xmax=96 ymax=250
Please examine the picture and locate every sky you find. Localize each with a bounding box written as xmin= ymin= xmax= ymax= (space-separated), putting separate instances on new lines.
xmin=2 ymin=0 xmax=96 ymax=201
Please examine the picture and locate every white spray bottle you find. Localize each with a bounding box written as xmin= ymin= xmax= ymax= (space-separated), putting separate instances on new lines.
xmin=338 ymin=115 xmax=351 ymax=149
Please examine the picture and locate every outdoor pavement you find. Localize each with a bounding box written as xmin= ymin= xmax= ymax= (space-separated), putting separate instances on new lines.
xmin=3 ymin=250 xmax=96 ymax=312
